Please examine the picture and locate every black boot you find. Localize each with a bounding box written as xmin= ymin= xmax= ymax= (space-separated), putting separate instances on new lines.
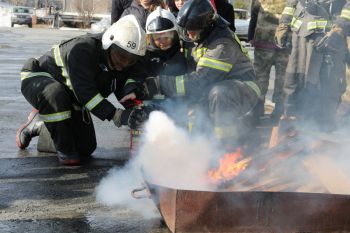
xmin=57 ymin=151 xmax=81 ymax=166
xmin=16 ymin=109 xmax=43 ymax=149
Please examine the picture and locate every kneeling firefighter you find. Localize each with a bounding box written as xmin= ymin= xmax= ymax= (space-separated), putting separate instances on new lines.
xmin=16 ymin=15 xmax=153 ymax=165
xmin=142 ymin=0 xmax=262 ymax=151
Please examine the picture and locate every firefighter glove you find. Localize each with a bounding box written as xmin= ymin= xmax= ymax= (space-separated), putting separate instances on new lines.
xmin=143 ymin=76 xmax=161 ymax=99
xmin=113 ymin=108 xmax=151 ymax=129
xmin=274 ymin=24 xmax=290 ymax=48
xmin=316 ymin=26 xmax=346 ymax=53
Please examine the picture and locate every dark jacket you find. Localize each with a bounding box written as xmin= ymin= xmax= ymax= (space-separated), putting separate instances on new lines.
xmin=124 ymin=40 xmax=187 ymax=97
xmin=111 ymin=0 xmax=133 ymax=24
xmin=158 ymin=20 xmax=260 ymax=98
xmin=121 ymin=0 xmax=149 ymax=29
xmin=30 ymin=33 xmax=140 ymax=121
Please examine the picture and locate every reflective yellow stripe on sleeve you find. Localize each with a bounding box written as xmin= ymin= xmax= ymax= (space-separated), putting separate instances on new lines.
xmin=341 ymin=9 xmax=350 ymax=20
xmin=175 ymin=75 xmax=185 ymax=96
xmin=291 ymin=17 xmax=302 ymax=29
xmin=52 ymin=44 xmax=73 ymax=90
xmin=85 ymin=93 xmax=104 ymax=111
xmin=193 ymin=47 xmax=208 ymax=60
xmin=40 ymin=111 xmax=71 ymax=122
xmin=197 ymin=57 xmax=232 ymax=72
xmin=307 ymin=20 xmax=331 ymax=30
xmin=282 ymin=7 xmax=295 ymax=16
xmin=20 ymin=71 xmax=53 ymax=81
xmin=124 ymin=78 xmax=136 ymax=86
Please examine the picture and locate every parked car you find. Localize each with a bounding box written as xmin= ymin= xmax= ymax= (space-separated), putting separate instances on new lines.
xmin=234 ymin=8 xmax=250 ymax=41
xmin=11 ymin=6 xmax=33 ymax=28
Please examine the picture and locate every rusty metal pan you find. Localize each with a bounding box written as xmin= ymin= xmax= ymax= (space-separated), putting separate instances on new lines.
xmin=132 ymin=181 xmax=350 ymax=233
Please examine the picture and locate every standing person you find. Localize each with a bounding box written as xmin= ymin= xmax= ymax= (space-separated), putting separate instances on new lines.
xmin=143 ymin=0 xmax=261 ymax=151
xmin=111 ymin=0 xmax=133 ymax=24
xmin=275 ymin=0 xmax=349 ymax=131
xmin=121 ymin=0 xmax=165 ymax=29
xmin=16 ymin=15 xmax=152 ymax=165
xmin=248 ymin=0 xmax=290 ymax=120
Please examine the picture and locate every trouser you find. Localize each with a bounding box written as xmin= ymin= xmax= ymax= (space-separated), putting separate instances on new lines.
xmin=254 ymin=47 xmax=289 ymax=105
xmin=284 ymin=32 xmax=346 ymax=130
xmin=189 ymin=79 xmax=260 ymax=149
xmin=21 ymin=75 xmax=97 ymax=156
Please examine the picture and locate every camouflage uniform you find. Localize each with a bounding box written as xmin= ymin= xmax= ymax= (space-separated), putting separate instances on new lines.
xmin=248 ymin=0 xmax=290 ymax=116
xmin=280 ymin=0 xmax=349 ymax=131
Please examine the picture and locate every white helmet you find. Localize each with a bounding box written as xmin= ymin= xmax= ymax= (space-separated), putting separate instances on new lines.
xmin=145 ymin=7 xmax=178 ymax=34
xmin=102 ymin=15 xmax=146 ymax=56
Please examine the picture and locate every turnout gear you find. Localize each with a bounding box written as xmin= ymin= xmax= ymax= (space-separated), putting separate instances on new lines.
xmin=19 ymin=16 xmax=146 ymax=163
xmin=102 ymin=14 xmax=146 ymax=56
xmin=176 ymin=0 xmax=218 ymax=42
xmin=151 ymin=17 xmax=261 ymax=148
xmin=16 ymin=109 xmax=43 ymax=149
xmin=279 ymin=0 xmax=349 ymax=130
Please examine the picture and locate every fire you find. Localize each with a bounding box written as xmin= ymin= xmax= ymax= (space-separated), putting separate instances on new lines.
xmin=208 ymin=148 xmax=252 ymax=183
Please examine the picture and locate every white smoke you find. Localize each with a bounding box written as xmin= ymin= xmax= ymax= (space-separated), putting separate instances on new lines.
xmin=96 ymin=111 xmax=218 ymax=216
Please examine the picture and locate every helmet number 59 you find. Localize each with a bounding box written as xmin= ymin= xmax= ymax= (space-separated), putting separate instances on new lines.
xmin=127 ymin=41 xmax=136 ymax=49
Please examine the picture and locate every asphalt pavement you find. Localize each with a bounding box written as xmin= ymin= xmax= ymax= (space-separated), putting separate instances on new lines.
xmin=0 ymin=27 xmax=169 ymax=233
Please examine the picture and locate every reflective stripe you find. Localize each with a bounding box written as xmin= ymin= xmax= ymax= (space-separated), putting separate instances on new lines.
xmin=184 ymin=48 xmax=189 ymax=59
xmin=124 ymin=78 xmax=136 ymax=86
xmin=20 ymin=71 xmax=53 ymax=81
xmin=198 ymin=57 xmax=232 ymax=72
xmin=291 ymin=17 xmax=302 ymax=29
xmin=341 ymin=9 xmax=350 ymax=20
xmin=85 ymin=93 xmax=104 ymax=111
xmin=175 ymin=75 xmax=185 ymax=95
xmin=307 ymin=20 xmax=331 ymax=30
xmin=53 ymin=44 xmax=73 ymax=90
xmin=244 ymin=81 xmax=261 ymax=97
xmin=193 ymin=47 xmax=208 ymax=60
xmin=40 ymin=111 xmax=71 ymax=122
xmin=233 ymin=33 xmax=250 ymax=60
xmin=214 ymin=126 xmax=238 ymax=139
xmin=282 ymin=6 xmax=295 ymax=16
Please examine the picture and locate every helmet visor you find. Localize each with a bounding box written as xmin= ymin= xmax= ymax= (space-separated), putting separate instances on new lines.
xmin=109 ymin=44 xmax=140 ymax=71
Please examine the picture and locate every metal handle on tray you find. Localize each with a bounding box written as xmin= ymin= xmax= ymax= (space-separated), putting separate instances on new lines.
xmin=131 ymin=185 xmax=151 ymax=199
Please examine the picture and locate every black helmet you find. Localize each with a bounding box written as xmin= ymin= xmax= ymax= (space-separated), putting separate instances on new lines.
xmin=176 ymin=0 xmax=217 ymax=42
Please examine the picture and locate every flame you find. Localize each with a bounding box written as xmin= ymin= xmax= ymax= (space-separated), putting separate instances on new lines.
xmin=208 ymin=148 xmax=252 ymax=183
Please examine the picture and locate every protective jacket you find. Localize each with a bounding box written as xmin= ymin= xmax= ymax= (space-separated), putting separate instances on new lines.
xmin=21 ymin=33 xmax=138 ymax=121
xmin=158 ymin=20 xmax=261 ymax=99
xmin=280 ymin=0 xmax=350 ymax=130
xmin=281 ymin=0 xmax=349 ymax=36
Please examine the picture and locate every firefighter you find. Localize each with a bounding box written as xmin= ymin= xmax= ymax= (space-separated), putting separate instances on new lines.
xmin=16 ymin=15 xmax=152 ymax=165
xmin=142 ymin=0 xmax=262 ymax=150
xmin=275 ymin=0 xmax=349 ymax=131
xmin=122 ymin=6 xmax=187 ymax=99
xmin=248 ymin=0 xmax=290 ymax=120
